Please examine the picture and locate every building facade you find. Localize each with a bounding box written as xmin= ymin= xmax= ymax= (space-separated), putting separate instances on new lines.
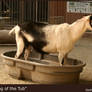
xmin=0 ymin=0 xmax=92 ymax=29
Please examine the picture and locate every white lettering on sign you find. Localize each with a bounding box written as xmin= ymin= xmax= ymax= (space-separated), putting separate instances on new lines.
xmin=67 ymin=1 xmax=92 ymax=13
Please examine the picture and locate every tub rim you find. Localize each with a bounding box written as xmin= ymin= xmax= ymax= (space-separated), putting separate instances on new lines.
xmin=1 ymin=50 xmax=86 ymax=68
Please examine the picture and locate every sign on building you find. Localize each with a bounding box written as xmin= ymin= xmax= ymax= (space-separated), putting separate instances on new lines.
xmin=67 ymin=1 xmax=92 ymax=13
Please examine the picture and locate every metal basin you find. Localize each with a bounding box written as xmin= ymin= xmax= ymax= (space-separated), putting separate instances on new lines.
xmin=1 ymin=50 xmax=86 ymax=84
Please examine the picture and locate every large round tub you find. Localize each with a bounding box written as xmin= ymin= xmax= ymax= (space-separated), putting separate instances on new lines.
xmin=1 ymin=50 xmax=86 ymax=84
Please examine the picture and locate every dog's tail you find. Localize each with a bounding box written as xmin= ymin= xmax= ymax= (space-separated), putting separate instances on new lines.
xmin=9 ymin=28 xmax=15 ymax=36
xmin=9 ymin=24 xmax=20 ymax=36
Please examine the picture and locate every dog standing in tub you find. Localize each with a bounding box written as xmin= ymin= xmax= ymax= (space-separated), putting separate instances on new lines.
xmin=9 ymin=15 xmax=92 ymax=66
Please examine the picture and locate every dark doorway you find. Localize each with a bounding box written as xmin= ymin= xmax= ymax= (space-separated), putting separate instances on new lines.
xmin=24 ymin=0 xmax=48 ymax=22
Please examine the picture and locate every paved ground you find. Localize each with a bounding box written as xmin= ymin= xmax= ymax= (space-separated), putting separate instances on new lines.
xmin=69 ymin=38 xmax=92 ymax=84
xmin=0 ymin=37 xmax=92 ymax=84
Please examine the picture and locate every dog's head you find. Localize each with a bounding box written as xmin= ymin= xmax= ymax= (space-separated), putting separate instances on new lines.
xmin=83 ymin=15 xmax=92 ymax=31
xmin=89 ymin=15 xmax=92 ymax=27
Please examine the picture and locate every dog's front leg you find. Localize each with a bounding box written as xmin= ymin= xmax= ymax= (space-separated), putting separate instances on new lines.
xmin=63 ymin=54 xmax=68 ymax=65
xmin=58 ymin=52 xmax=65 ymax=66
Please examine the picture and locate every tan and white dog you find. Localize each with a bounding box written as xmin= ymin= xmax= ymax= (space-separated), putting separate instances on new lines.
xmin=9 ymin=15 xmax=92 ymax=66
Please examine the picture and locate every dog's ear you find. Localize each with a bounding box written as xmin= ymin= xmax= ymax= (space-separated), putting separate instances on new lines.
xmin=90 ymin=16 xmax=92 ymax=27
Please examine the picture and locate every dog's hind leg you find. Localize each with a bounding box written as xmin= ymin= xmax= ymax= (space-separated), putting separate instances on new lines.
xmin=15 ymin=35 xmax=24 ymax=59
xmin=24 ymin=45 xmax=32 ymax=60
